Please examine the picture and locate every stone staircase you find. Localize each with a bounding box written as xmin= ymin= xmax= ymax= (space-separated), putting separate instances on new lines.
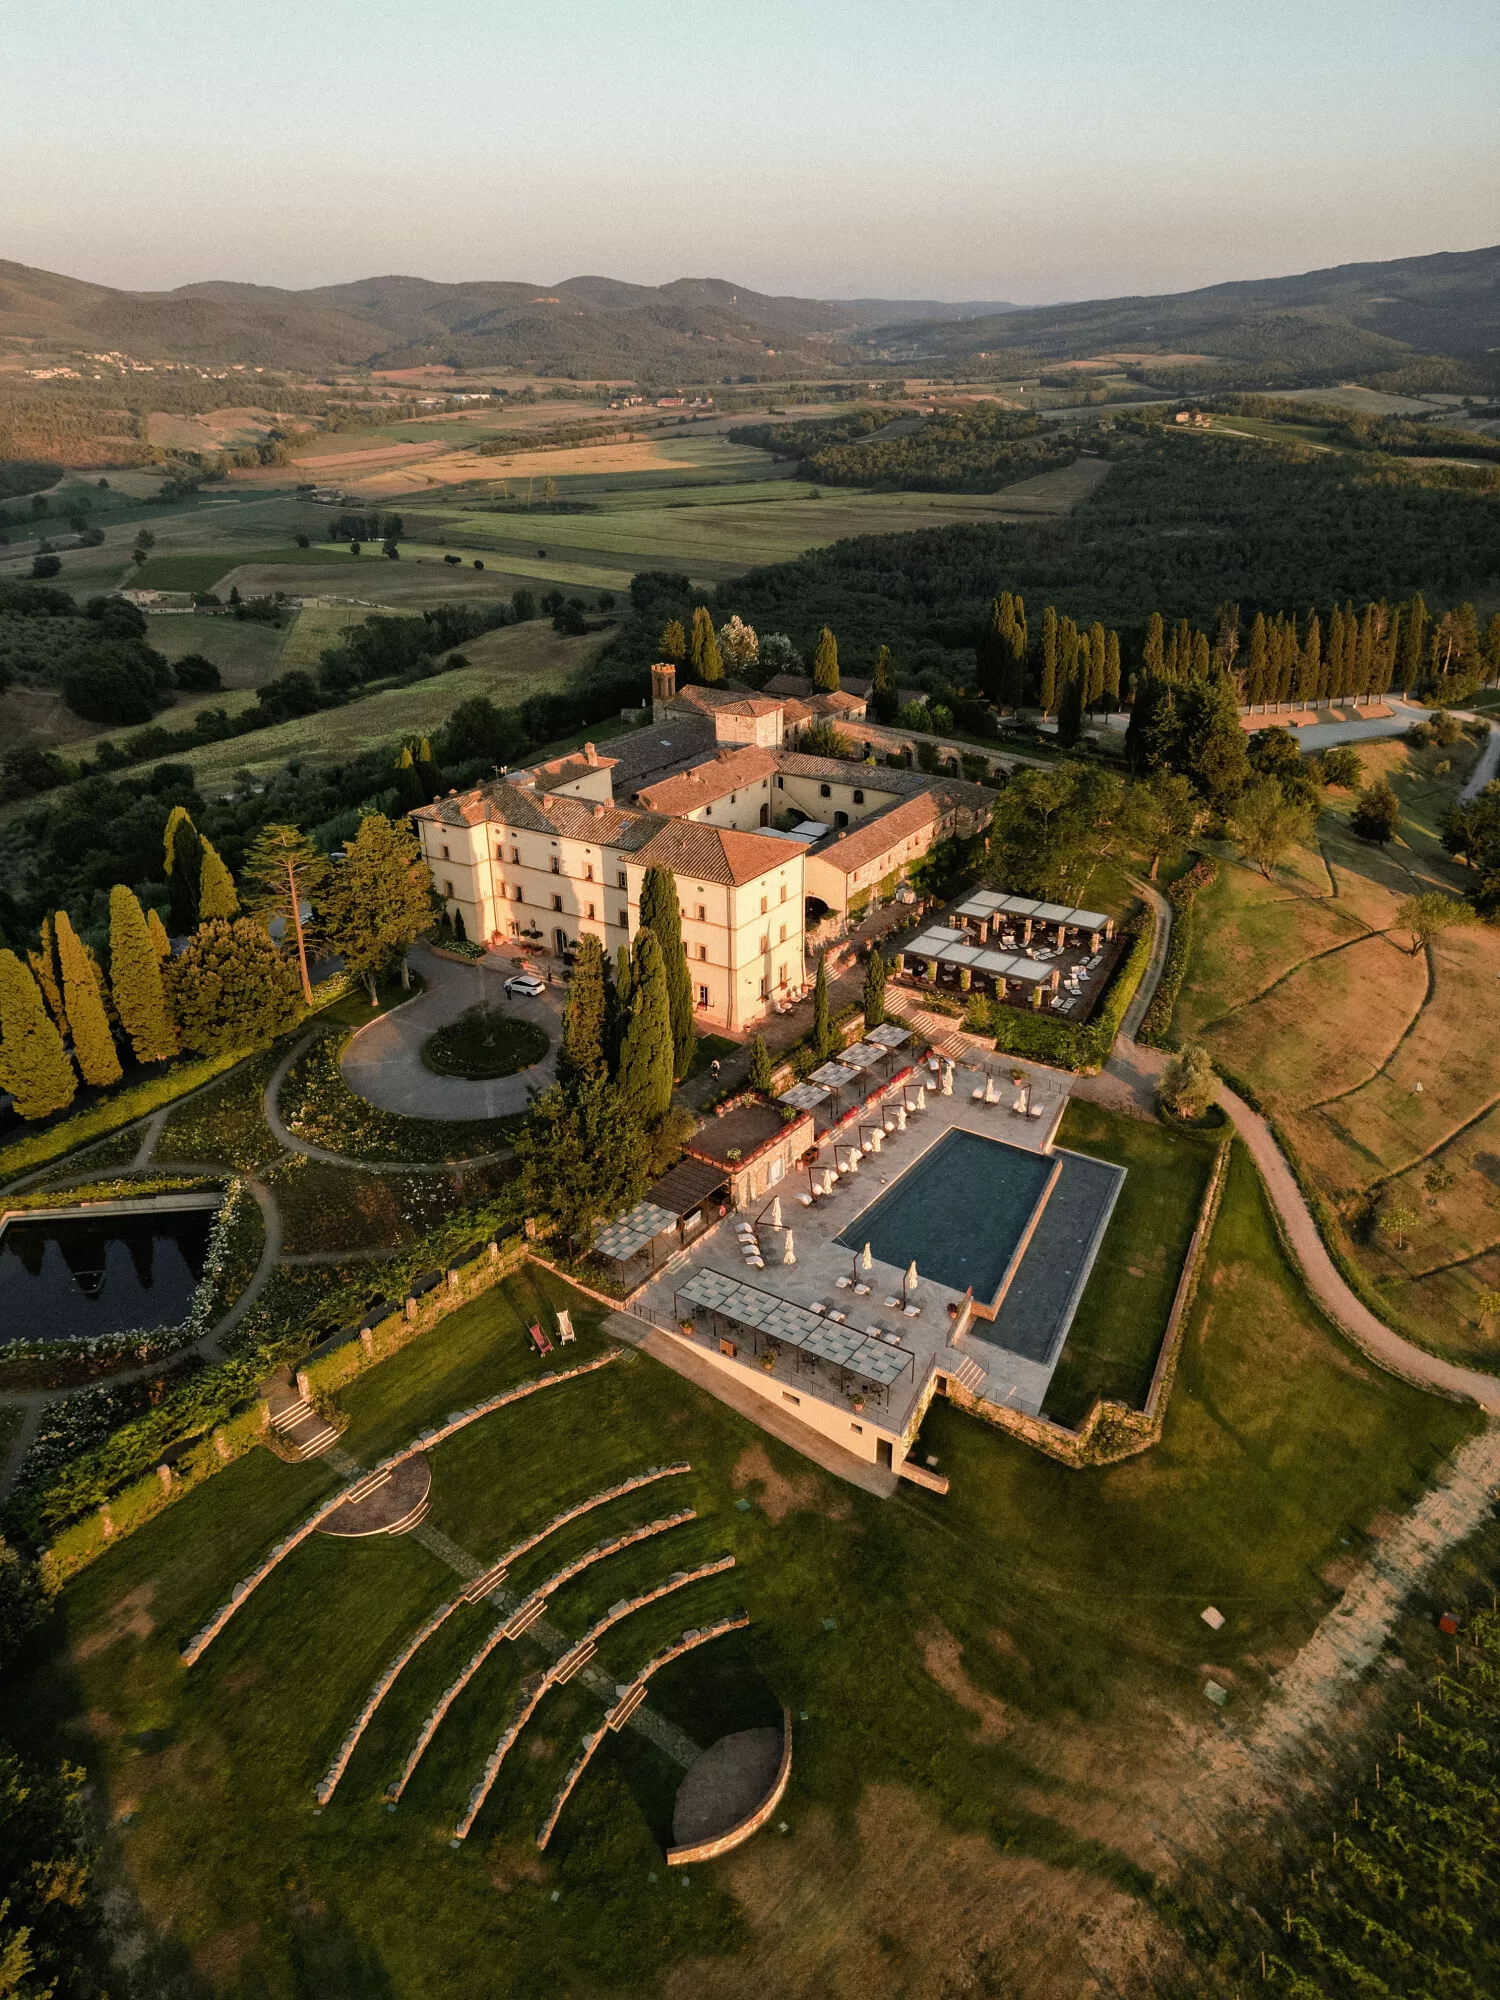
xmin=946 ymin=1355 xmax=988 ymax=1398
xmin=269 ymin=1392 xmax=339 ymax=1461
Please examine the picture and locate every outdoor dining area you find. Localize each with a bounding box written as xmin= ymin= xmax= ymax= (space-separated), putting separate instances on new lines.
xmin=672 ymin=1264 xmax=916 ymax=1414
xmin=898 ymin=927 xmax=1062 ymax=1009
xmin=951 ymin=891 xmax=1115 ymax=954
xmin=774 ymin=1021 xmax=913 ymax=1138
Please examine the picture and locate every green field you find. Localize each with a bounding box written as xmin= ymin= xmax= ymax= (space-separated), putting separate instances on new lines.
xmin=132 ymin=546 xmax=364 ymax=593
xmin=1041 ymin=1101 xmax=1219 ymax=1426
xmin=3 ymin=1149 xmax=1477 ymax=1995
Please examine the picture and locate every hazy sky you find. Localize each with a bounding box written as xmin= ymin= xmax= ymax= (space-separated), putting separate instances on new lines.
xmin=5 ymin=0 xmax=1496 ymax=302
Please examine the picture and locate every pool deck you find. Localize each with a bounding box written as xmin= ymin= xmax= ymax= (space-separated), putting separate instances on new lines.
xmin=635 ymin=1050 xmax=1100 ymax=1439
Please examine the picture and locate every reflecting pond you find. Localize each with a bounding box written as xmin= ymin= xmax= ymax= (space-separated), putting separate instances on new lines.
xmin=0 ymin=1209 xmax=214 ymax=1343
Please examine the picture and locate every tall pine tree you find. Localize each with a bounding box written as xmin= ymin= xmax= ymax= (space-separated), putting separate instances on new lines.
xmin=197 ymin=840 xmax=240 ymax=921
xmin=242 ymin=824 xmax=329 ymax=1007
xmin=640 ymin=865 xmax=695 ymax=1079
xmin=689 ymin=606 xmax=715 ymax=676
xmin=1039 ymin=606 xmax=1059 ymax=713
xmin=558 ymin=933 xmax=607 ymax=1091
xmin=870 ymin=644 xmax=898 ymax=722
xmin=863 ymin=947 xmax=886 ymax=1029
xmin=616 ymin=929 xmax=673 ymax=1125
xmin=659 ymin=617 xmax=686 ymax=664
xmin=146 ymin=907 xmax=171 ymax=961
xmin=54 ymin=911 xmax=120 ymax=1087
xmin=26 ymin=916 xmax=66 ymax=1036
xmin=0 ymin=949 xmax=76 ymax=1119
xmin=163 ymin=806 xmax=203 ymax=935
xmin=1245 ymin=613 xmax=1269 ymax=706
xmin=1103 ymin=629 xmax=1121 ymax=711
xmin=109 ymin=885 xmax=178 ymax=1064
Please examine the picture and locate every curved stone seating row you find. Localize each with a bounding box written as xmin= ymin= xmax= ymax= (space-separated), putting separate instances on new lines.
xmin=388 ymin=1508 xmax=696 ymax=1803
xmin=181 ymin=1352 xmax=621 ymax=1667
xmin=315 ymin=1595 xmax=465 ymax=1805
xmin=666 ymin=1708 xmax=794 ymax=1867
xmin=536 ymin=1614 xmax=752 ymax=1851
xmin=454 ymin=1555 xmax=737 ymax=1840
xmin=463 ymin=1460 xmax=692 ymax=1602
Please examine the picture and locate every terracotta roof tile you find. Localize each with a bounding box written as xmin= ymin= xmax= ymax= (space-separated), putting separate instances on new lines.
xmin=809 ymin=794 xmax=938 ymax=875
xmin=636 ymin=745 xmax=779 ymax=815
xmin=632 ymin=818 xmax=795 ymax=887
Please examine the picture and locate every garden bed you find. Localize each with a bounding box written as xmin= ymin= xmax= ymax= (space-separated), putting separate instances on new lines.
xmin=420 ymin=1004 xmax=549 ymax=1080
xmin=280 ymin=1034 xmax=519 ymax=1164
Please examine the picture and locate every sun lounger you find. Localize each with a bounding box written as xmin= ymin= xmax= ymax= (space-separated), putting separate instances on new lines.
xmin=903 ymin=1304 xmax=921 ymax=1318
xmin=555 ymin=1310 xmax=575 ymax=1344
xmin=530 ymin=1323 xmax=552 ymax=1356
xmin=835 ymin=1275 xmax=851 ymax=1288
xmin=971 ymin=1086 xmax=985 ymax=1102
xmin=853 ymin=1283 xmax=870 ymax=1296
xmin=1030 ymin=1105 xmax=1045 ymax=1119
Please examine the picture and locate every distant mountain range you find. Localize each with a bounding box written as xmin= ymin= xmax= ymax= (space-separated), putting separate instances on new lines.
xmin=855 ymin=245 xmax=1500 ymax=384
xmin=0 ymin=245 xmax=1494 ymax=387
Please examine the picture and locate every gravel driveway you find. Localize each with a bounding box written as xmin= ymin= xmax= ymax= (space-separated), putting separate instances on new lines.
xmin=340 ymin=944 xmax=561 ymax=1119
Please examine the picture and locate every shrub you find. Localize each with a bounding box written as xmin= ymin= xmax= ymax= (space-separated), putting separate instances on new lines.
xmin=1139 ymin=854 xmax=1219 ymax=1047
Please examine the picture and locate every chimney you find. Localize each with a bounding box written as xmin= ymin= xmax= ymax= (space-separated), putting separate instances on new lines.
xmin=584 ymin=741 xmax=596 ymax=764
xmin=650 ymin=661 xmax=677 ymax=720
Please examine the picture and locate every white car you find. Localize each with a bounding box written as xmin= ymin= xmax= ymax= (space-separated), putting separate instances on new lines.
xmin=504 ymin=973 xmax=546 ymax=1001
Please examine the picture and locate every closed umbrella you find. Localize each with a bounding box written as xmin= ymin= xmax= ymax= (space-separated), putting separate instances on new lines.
xmin=783 ymin=1229 xmax=796 ymax=1266
xmin=770 ymin=1196 xmax=783 ymax=1229
xmin=905 ymin=1260 xmax=919 ymax=1297
xmin=861 ymin=1242 xmax=872 ymax=1271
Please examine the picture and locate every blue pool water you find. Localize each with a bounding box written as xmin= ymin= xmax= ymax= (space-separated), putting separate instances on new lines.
xmin=838 ymin=1130 xmax=1055 ymax=1302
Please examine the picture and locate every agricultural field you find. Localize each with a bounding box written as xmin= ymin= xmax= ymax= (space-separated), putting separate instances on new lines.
xmin=149 ymin=622 xmax=609 ymax=792
xmin=1172 ymin=727 xmax=1500 ymax=1365
xmin=4 ymin=1172 xmax=1475 ymax=1999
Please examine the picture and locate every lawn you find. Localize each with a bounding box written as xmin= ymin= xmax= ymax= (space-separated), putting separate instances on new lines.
xmin=2 ymin=1172 xmax=1478 ymax=1996
xmin=1170 ymin=742 xmax=1500 ymax=1366
xmin=420 ymin=1004 xmax=550 ymax=1079
xmin=1040 ymin=1100 xmax=1219 ymax=1427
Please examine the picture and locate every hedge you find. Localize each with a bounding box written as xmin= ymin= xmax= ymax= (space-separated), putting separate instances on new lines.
xmin=987 ymin=921 xmax=1153 ymax=1073
xmin=1138 ymin=854 xmax=1220 ymax=1048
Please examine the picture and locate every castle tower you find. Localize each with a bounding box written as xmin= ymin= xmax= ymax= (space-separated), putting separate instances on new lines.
xmin=650 ymin=660 xmax=677 ymax=721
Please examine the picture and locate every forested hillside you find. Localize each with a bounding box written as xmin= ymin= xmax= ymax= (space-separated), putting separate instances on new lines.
xmin=731 ymin=405 xmax=1076 ymax=491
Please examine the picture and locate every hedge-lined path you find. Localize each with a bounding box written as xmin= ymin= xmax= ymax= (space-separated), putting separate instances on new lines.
xmin=1076 ymin=877 xmax=1500 ymax=1413
xmin=339 ymin=944 xmax=562 ymax=1120
xmin=263 ymin=1029 xmax=514 ymax=1175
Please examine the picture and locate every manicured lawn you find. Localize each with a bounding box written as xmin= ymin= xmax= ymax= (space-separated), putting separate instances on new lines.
xmin=421 ymin=1003 xmax=550 ymax=1079
xmin=1041 ymin=1100 xmax=1219 ymax=1427
xmin=3 ymin=1208 xmax=1478 ymax=1996
xmin=681 ymin=1032 xmax=740 ymax=1083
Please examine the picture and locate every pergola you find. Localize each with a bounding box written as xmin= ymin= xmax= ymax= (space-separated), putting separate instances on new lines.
xmin=592 ymin=1200 xmax=678 ymax=1273
xmin=674 ymin=1267 xmax=914 ymax=1409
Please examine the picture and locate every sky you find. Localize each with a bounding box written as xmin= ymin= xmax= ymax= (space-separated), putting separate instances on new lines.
xmin=4 ymin=0 xmax=1497 ymax=303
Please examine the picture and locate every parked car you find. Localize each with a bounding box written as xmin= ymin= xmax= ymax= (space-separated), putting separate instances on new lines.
xmin=504 ymin=973 xmax=546 ymax=1001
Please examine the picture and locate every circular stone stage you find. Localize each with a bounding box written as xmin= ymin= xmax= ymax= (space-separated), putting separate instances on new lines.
xmin=671 ymin=1726 xmax=785 ymax=1852
xmin=317 ymin=1454 xmax=431 ymax=1537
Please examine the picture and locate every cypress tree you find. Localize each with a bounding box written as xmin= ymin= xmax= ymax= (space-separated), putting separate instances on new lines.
xmin=660 ymin=617 xmax=686 ymax=664
xmin=1245 ymin=613 xmax=1268 ymax=706
xmin=1276 ymin=615 xmax=1297 ymax=703
xmin=1142 ymin=611 xmax=1164 ymax=677
xmin=640 ymin=865 xmax=695 ymax=1079
xmin=146 ymin=908 xmax=171 ymax=961
xmin=54 ymin=911 xmax=120 ymax=1087
xmin=109 ymin=885 xmax=178 ymax=1064
xmin=1191 ymin=630 xmax=1211 ymax=681
xmin=747 ymin=1033 xmax=774 ymax=1094
xmin=164 ymin=805 xmax=203 ymax=934
xmin=616 ymin=929 xmax=673 ymax=1125
xmin=1057 ymin=616 xmax=1079 ymax=699
xmin=558 ymin=933 xmax=607 ymax=1091
xmin=1297 ymin=615 xmax=1321 ymax=703
xmin=863 ymin=947 xmax=886 ymax=1029
xmin=812 ymin=626 xmax=839 ymax=692
xmin=1103 ymin=629 xmax=1121 ymax=711
xmin=689 ymin=606 xmax=715 ymax=674
xmin=976 ymin=598 xmax=1005 ymax=703
xmin=27 ymin=916 xmax=66 ymax=1035
xmin=812 ymin=950 xmax=832 ymax=1059
xmin=1400 ymin=595 xmax=1426 ymax=688
xmin=1087 ymin=622 xmax=1107 ymax=707
xmin=1039 ymin=606 xmax=1059 ymax=713
xmin=1326 ymin=606 xmax=1346 ymax=700
xmin=0 ymin=948 xmax=77 ymax=1119
xmin=415 ymin=736 xmax=440 ymax=798
xmin=698 ymin=621 xmax=724 ymax=683
xmin=870 ymin=644 xmax=898 ymax=722
xmin=394 ymin=744 xmax=425 ymax=811
xmin=1057 ymin=669 xmax=1084 ymax=748
xmin=197 ymin=839 xmax=240 ymax=922
xmin=1354 ymin=605 xmax=1375 ymax=697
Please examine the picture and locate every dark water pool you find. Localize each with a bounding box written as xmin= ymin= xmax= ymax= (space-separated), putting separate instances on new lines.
xmin=0 ymin=1209 xmax=214 ymax=1344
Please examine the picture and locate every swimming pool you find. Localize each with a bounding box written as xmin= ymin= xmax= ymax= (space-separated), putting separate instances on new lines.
xmin=838 ymin=1129 xmax=1056 ymax=1303
xmin=0 ymin=1207 xmax=214 ymax=1343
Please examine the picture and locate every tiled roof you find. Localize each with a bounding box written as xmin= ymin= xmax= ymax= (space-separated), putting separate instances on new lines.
xmin=760 ymin=673 xmax=812 ymax=697
xmin=606 ymin=716 xmax=718 ymax=792
xmin=808 ymin=691 xmax=866 ymax=716
xmin=632 ymin=818 xmax=797 ymax=888
xmin=536 ymin=793 xmax=649 ymax=846
xmin=808 ymin=794 xmax=938 ymax=876
xmin=636 ymin=745 xmax=778 ymax=815
xmin=529 ymin=745 xmax=618 ymax=788
xmin=775 ymin=750 xmax=910 ymax=791
xmin=412 ymin=779 xmax=554 ymax=832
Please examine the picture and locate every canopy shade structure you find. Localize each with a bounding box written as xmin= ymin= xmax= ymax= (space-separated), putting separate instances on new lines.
xmin=863 ymin=1022 xmax=911 ymax=1049
xmin=809 ymin=1061 xmax=860 ymax=1089
xmin=676 ymin=1267 xmax=912 ymax=1386
xmin=778 ymin=1081 xmax=830 ymax=1112
xmin=593 ymin=1200 xmax=676 ymax=1263
xmin=648 ymin=1157 xmax=729 ymax=1217
xmin=840 ymin=1041 xmax=886 ymax=1070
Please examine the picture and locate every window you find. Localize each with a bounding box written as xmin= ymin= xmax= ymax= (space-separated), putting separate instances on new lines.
xmin=769 ymin=1156 xmax=785 ymax=1184
xmin=853 ymin=789 xmax=864 ymax=804
xmin=443 ymin=879 xmax=453 ymax=899
xmin=441 ymin=844 xmax=450 ymax=860
xmin=552 ymin=894 xmax=563 ymax=912
xmin=760 ymin=895 xmax=768 ymax=914
xmin=617 ymin=869 xmax=627 ymax=889
xmin=850 ymin=1422 xmax=863 ymax=1435
xmin=698 ymin=943 xmax=708 ymax=961
xmin=759 ymin=974 xmax=769 ymax=998
xmin=782 ymin=1391 xmax=800 ymax=1406
xmin=513 ymin=885 xmax=524 ymax=903
xmin=511 ymin=847 xmax=520 ymax=864
xmin=695 ymin=903 xmax=705 ymax=922
xmin=776 ymin=775 xmax=784 ymax=789
xmin=780 ymin=883 xmax=787 ymax=902
xmin=779 ymin=923 xmax=787 ymax=943
xmin=586 ymin=903 xmax=596 ymax=920
xmin=820 ymin=783 xmax=831 ymax=798
xmin=496 ymin=843 xmax=505 ymax=860
xmin=778 ymin=963 xmax=789 ymax=987
xmin=759 ymin=934 xmax=769 ymax=953
xmin=550 ymin=856 xmax=560 ymax=874
xmin=618 ymin=910 xmax=627 ymax=927
xmin=584 ymin=863 xmax=594 ymax=882
xmin=698 ymin=984 xmax=709 ymax=1007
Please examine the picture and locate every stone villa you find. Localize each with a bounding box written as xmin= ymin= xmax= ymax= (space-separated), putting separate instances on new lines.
xmin=412 ymin=663 xmax=993 ymax=1033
